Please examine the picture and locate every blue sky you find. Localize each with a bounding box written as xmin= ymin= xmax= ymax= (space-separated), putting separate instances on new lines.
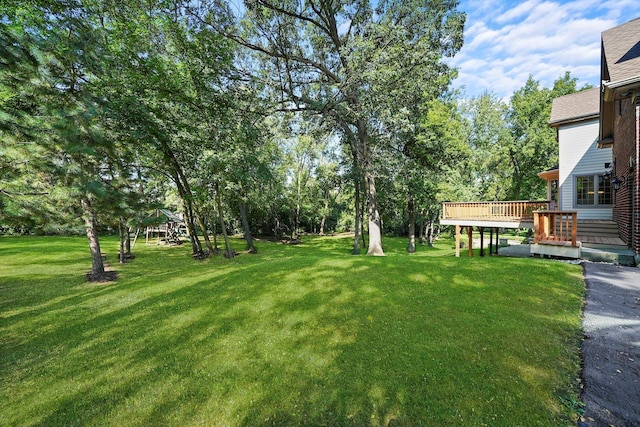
xmin=450 ymin=0 xmax=640 ymax=99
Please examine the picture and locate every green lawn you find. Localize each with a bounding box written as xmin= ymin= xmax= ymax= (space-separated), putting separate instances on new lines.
xmin=0 ymin=235 xmax=585 ymax=426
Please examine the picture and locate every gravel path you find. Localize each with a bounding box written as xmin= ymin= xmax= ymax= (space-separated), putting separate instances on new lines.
xmin=581 ymin=263 xmax=640 ymax=426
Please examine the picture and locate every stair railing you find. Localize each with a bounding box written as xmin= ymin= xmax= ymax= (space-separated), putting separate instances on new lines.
xmin=533 ymin=211 xmax=578 ymax=247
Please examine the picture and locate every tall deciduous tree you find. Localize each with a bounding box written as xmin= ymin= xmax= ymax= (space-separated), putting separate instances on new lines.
xmin=506 ymin=76 xmax=555 ymax=200
xmin=506 ymin=72 xmax=588 ymax=200
xmin=459 ymin=72 xmax=588 ymax=203
xmin=197 ymin=0 xmax=464 ymax=255
xmin=461 ymin=92 xmax=512 ymax=201
xmin=409 ymin=99 xmax=466 ymax=250
xmin=100 ymin=0 xmax=236 ymax=258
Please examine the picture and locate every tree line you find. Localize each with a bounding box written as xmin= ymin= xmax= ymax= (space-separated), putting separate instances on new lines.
xmin=0 ymin=1 xmax=588 ymax=280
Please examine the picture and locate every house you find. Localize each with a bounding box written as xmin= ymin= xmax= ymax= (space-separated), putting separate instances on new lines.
xmin=537 ymin=87 xmax=634 ymax=261
xmin=440 ymin=88 xmax=616 ymax=260
xmin=598 ymin=17 xmax=640 ymax=264
xmin=440 ymin=18 xmax=639 ymax=265
xmin=545 ymin=88 xmax=612 ymax=220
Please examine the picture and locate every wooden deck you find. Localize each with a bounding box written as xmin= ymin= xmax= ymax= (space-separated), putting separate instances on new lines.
xmin=441 ymin=201 xmax=552 ymax=257
xmin=441 ymin=201 xmax=550 ymax=229
xmin=441 ymin=201 xmax=627 ymax=258
xmin=537 ymin=240 xmax=575 ymax=247
xmin=441 ymin=201 xmax=549 ymax=222
xmin=442 ymin=201 xmax=582 ymax=258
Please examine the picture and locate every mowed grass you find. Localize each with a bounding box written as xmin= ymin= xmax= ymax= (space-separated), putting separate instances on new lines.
xmin=0 ymin=235 xmax=585 ymax=426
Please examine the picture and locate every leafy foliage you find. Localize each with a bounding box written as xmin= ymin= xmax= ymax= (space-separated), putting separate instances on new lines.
xmin=457 ymin=72 xmax=590 ymax=202
xmin=0 ymin=1 xmax=596 ymax=270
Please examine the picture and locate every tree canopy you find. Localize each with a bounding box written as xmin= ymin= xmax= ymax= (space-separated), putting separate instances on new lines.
xmin=1 ymin=1 xmax=590 ymax=277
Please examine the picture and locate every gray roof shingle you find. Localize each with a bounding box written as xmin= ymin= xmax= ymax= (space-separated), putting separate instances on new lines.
xmin=602 ymin=17 xmax=640 ymax=83
xmin=549 ymin=87 xmax=600 ymax=125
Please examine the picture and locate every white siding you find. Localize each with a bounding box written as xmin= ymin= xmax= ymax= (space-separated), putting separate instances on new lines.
xmin=558 ymin=119 xmax=613 ymax=220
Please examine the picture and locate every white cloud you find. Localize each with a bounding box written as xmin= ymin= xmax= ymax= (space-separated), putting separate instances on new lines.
xmin=450 ymin=0 xmax=640 ymax=99
xmin=495 ymin=0 xmax=538 ymax=24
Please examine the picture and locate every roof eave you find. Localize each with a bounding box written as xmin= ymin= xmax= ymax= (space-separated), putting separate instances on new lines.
xmin=599 ymin=82 xmax=640 ymax=147
xmin=548 ymin=113 xmax=599 ymax=127
xmin=537 ymin=169 xmax=559 ymax=180
xmin=602 ymin=76 xmax=640 ymax=102
xmin=597 ymin=137 xmax=614 ymax=149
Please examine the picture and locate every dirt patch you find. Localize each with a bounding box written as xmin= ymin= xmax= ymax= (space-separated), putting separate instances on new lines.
xmin=86 ymin=270 xmax=118 ymax=283
xmin=86 ymin=256 xmax=118 ymax=283
xmin=192 ymin=251 xmax=211 ymax=260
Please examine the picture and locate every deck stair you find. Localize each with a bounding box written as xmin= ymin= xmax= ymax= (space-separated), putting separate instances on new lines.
xmin=575 ymin=220 xmax=635 ymax=265
xmin=543 ymin=219 xmax=634 ymax=265
xmin=576 ymin=220 xmax=625 ymax=246
xmin=531 ymin=217 xmax=634 ymax=265
xmin=544 ymin=219 xmax=624 ymax=246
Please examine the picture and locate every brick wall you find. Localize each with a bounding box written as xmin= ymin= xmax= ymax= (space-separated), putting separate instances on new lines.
xmin=612 ymin=97 xmax=636 ymax=250
xmin=635 ymin=103 xmax=640 ymax=258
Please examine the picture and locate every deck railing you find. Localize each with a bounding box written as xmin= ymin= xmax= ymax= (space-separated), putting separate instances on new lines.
xmin=533 ymin=210 xmax=577 ymax=247
xmin=442 ymin=201 xmax=550 ymax=221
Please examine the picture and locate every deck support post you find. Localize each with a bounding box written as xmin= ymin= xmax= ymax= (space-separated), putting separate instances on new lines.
xmin=455 ymin=225 xmax=461 ymax=258
xmin=488 ymin=228 xmax=495 ymax=254
xmin=494 ymin=228 xmax=499 ymax=255
xmin=571 ymin=214 xmax=577 ymax=247
xmin=480 ymin=227 xmax=485 ymax=257
xmin=467 ymin=226 xmax=473 ymax=257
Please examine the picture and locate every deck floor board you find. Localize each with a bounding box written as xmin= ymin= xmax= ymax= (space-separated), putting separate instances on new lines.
xmin=577 ymin=235 xmax=626 ymax=246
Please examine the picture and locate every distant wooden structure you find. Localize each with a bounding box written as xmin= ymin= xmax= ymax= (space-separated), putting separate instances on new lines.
xmin=145 ymin=209 xmax=185 ymax=245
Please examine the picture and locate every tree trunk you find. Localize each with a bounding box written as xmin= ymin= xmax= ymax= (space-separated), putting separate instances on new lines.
xmin=337 ymin=116 xmax=381 ymax=254
xmin=360 ymin=186 xmax=367 ymax=250
xmin=294 ymin=162 xmax=303 ymax=240
xmin=274 ymin=216 xmax=282 ymax=240
xmin=353 ymin=174 xmax=361 ymax=255
xmin=418 ymin=216 xmax=425 ymax=244
xmin=81 ymin=196 xmax=105 ymax=280
xmin=194 ymin=207 xmax=214 ymax=254
xmin=239 ymin=200 xmax=256 ymax=253
xmin=365 ymin=170 xmax=384 ymax=256
xmin=407 ymin=195 xmax=416 ymax=253
xmin=180 ymin=194 xmax=203 ymax=255
xmin=118 ymin=219 xmax=126 ymax=264
xmin=427 ymin=210 xmax=438 ymax=247
xmin=356 ymin=123 xmax=384 ymax=256
xmin=319 ymin=190 xmax=329 ymax=235
xmin=215 ymin=181 xmax=234 ymax=258
xmin=125 ymin=226 xmax=132 ymax=255
xmin=175 ymin=179 xmax=203 ymax=255
xmin=319 ymin=213 xmax=326 ymax=235
xmin=212 ymin=215 xmax=219 ymax=252
xmin=162 ymin=142 xmax=203 ymax=256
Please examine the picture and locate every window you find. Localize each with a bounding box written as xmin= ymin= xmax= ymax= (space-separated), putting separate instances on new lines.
xmin=598 ymin=174 xmax=612 ymax=205
xmin=550 ymin=179 xmax=559 ymax=205
xmin=575 ymin=174 xmax=611 ymax=207
xmin=576 ymin=176 xmax=594 ymax=205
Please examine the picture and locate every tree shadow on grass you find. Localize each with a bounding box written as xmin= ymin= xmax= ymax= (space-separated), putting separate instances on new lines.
xmin=2 ymin=236 xmax=585 ymax=426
